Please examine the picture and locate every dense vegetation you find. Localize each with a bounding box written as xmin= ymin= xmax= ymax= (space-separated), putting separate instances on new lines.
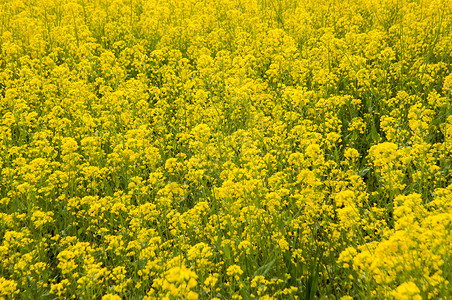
xmin=0 ymin=0 xmax=451 ymax=299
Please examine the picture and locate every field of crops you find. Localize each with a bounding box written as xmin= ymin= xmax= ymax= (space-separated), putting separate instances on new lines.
xmin=0 ymin=0 xmax=451 ymax=299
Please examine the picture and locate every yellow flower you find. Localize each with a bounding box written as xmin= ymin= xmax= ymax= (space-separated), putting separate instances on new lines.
xmin=61 ymin=137 xmax=79 ymax=156
xmin=187 ymin=291 xmax=199 ymax=300
xmin=391 ymin=282 xmax=422 ymax=300
xmin=0 ymin=278 xmax=18 ymax=297
xmin=31 ymin=209 xmax=54 ymax=229
xmin=443 ymin=73 xmax=452 ymax=92
xmin=204 ymin=274 xmax=219 ymax=288
xmin=226 ymin=265 xmax=243 ymax=281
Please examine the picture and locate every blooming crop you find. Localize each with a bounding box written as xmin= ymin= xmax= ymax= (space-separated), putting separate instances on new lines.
xmin=1 ymin=0 xmax=451 ymax=299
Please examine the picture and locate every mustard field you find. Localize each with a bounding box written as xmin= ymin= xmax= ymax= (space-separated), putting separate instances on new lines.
xmin=0 ymin=0 xmax=451 ymax=299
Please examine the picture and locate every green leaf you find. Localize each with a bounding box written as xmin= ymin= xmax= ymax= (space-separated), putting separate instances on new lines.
xmin=224 ymin=244 xmax=231 ymax=260
xmin=253 ymin=252 xmax=276 ymax=277
xmin=370 ymin=123 xmax=380 ymax=143
xmin=358 ymin=167 xmax=371 ymax=178
xmin=305 ymin=248 xmax=323 ymax=300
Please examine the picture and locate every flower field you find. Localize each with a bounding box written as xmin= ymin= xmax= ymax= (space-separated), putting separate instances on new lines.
xmin=1 ymin=0 xmax=451 ymax=299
